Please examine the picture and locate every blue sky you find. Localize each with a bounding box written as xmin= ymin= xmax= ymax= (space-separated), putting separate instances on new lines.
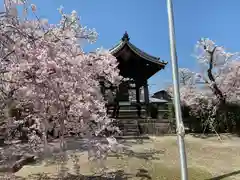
xmin=1 ymin=0 xmax=240 ymax=94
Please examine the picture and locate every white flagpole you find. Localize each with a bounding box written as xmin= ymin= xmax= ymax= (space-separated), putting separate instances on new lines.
xmin=166 ymin=0 xmax=188 ymax=179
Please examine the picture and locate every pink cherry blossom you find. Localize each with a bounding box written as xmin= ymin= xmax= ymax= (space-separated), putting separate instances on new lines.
xmin=168 ymin=38 xmax=240 ymax=130
xmin=0 ymin=0 xmax=123 ymax=160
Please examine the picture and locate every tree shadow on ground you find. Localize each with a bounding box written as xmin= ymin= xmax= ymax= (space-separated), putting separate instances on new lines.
xmin=108 ymin=147 xmax=164 ymax=161
xmin=12 ymin=169 xmax=152 ymax=180
xmin=136 ymin=169 xmax=152 ymax=179
xmin=190 ymin=133 xmax=239 ymax=140
xmin=117 ymin=139 xmax=146 ymax=146
xmin=48 ymin=138 xmax=89 ymax=152
xmin=206 ymin=170 xmax=240 ymax=180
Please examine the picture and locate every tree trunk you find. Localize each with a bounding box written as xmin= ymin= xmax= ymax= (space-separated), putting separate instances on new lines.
xmin=206 ymin=47 xmax=227 ymax=132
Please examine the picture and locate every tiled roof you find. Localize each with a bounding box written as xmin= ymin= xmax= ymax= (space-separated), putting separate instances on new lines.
xmin=109 ymin=32 xmax=167 ymax=66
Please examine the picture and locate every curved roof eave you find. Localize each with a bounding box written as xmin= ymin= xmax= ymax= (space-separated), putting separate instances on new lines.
xmin=109 ymin=33 xmax=167 ymax=67
xmin=127 ymin=41 xmax=167 ymax=66
xmin=109 ymin=40 xmax=126 ymax=55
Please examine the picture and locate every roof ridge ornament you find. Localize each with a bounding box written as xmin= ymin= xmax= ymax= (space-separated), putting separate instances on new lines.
xmin=121 ymin=31 xmax=130 ymax=41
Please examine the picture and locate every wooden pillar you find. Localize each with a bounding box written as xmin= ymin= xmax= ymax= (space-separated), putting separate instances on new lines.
xmin=136 ymin=84 xmax=141 ymax=118
xmin=136 ymin=85 xmax=140 ymax=103
xmin=143 ymin=81 xmax=150 ymax=117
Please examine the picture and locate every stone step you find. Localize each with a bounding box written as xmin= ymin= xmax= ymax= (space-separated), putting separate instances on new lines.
xmin=115 ymin=106 xmax=146 ymax=110
xmin=119 ymin=119 xmax=138 ymax=122
xmin=108 ymin=109 xmax=146 ymax=113
xmin=119 ymin=126 xmax=138 ymax=130
xmin=117 ymin=119 xmax=140 ymax=136
xmin=120 ymin=126 xmax=139 ymax=131
xmin=118 ymin=115 xmax=140 ymax=119
xmin=109 ymin=113 xmax=145 ymax=118
xmin=120 ymin=124 xmax=138 ymax=127
xmin=120 ymin=123 xmax=138 ymax=129
xmin=108 ymin=109 xmax=146 ymax=112
xmin=120 ymin=128 xmax=139 ymax=131
xmin=121 ymin=131 xmax=139 ymax=135
xmin=122 ymin=131 xmax=139 ymax=136
xmin=118 ymin=124 xmax=138 ymax=129
xmin=120 ymin=123 xmax=136 ymax=126
xmin=115 ymin=135 xmax=149 ymax=140
xmin=120 ymin=124 xmax=139 ymax=128
xmin=120 ymin=128 xmax=139 ymax=134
